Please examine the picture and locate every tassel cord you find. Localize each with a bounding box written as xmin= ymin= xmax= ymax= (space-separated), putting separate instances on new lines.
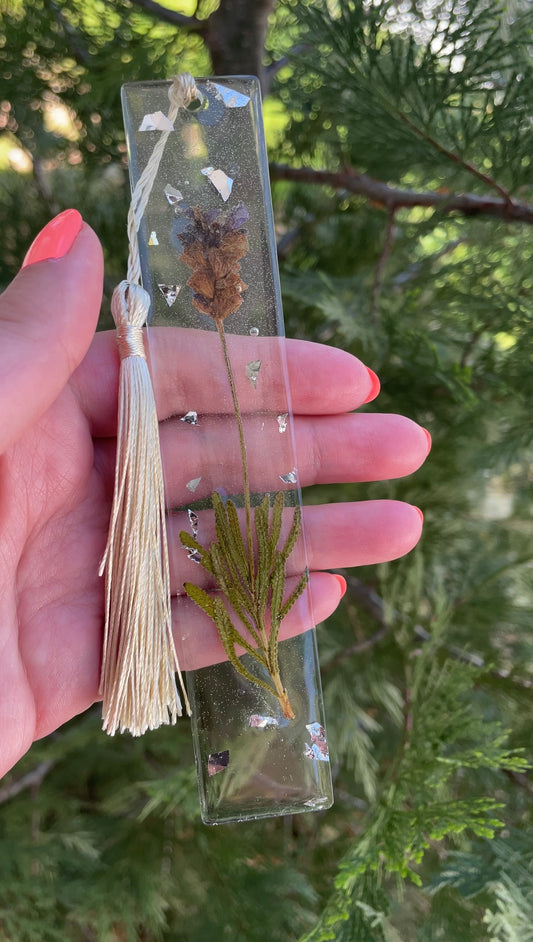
xmin=99 ymin=71 xmax=198 ymax=736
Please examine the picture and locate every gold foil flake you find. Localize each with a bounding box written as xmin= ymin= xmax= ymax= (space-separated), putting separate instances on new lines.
xmin=279 ymin=469 xmax=297 ymax=485
xmin=207 ymin=750 xmax=230 ymax=776
xmin=180 ymin=410 xmax=198 ymax=425
xmin=245 ymin=360 xmax=261 ymax=387
xmin=148 ymin=231 xmax=159 ymax=246
xmin=186 ymin=477 xmax=202 ymax=493
xmin=139 ymin=111 xmax=174 ymax=132
xmin=304 ymin=723 xmax=329 ymax=761
xmin=277 ymin=413 xmax=289 ymax=433
xmin=201 ymin=166 xmax=233 ymax=201
xmin=158 ymin=284 xmax=180 ymax=307
xmin=249 ymin=714 xmax=279 ymax=729
xmin=209 ymin=81 xmax=251 ymax=108
xmin=164 ymin=184 xmax=183 ymax=205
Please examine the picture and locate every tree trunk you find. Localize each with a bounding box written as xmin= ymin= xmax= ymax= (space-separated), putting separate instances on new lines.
xmin=205 ymin=0 xmax=278 ymax=93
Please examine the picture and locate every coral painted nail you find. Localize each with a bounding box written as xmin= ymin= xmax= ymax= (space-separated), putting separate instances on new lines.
xmin=333 ymin=574 xmax=347 ymax=598
xmin=363 ymin=367 xmax=381 ymax=403
xmin=22 ymin=209 xmax=83 ymax=269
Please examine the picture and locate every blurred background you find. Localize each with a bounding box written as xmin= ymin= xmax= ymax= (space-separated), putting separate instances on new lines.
xmin=0 ymin=1 xmax=532 ymax=939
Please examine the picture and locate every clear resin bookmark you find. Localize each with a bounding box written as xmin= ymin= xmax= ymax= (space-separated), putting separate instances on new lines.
xmin=121 ymin=76 xmax=333 ymax=824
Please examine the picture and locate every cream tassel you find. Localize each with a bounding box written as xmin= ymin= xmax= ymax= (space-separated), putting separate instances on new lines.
xmin=99 ymin=74 xmax=198 ymax=734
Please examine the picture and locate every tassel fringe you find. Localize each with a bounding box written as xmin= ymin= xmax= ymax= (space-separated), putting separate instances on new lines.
xmin=99 ymin=282 xmax=190 ymax=735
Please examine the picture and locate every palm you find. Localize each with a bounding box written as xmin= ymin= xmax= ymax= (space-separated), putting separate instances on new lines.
xmin=2 ymin=378 xmax=107 ymax=766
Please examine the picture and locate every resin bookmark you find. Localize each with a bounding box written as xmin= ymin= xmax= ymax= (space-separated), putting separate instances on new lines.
xmin=121 ymin=76 xmax=333 ymax=824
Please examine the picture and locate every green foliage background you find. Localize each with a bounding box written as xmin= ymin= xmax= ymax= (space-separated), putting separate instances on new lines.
xmin=0 ymin=1 xmax=532 ymax=939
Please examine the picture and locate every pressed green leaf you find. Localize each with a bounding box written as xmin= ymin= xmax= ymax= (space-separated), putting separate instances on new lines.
xmin=213 ymin=494 xmax=250 ymax=588
xmin=179 ymin=530 xmax=205 ymax=555
xmin=183 ymin=581 xmax=216 ymax=620
xmin=213 ymin=599 xmax=276 ymax=698
xmin=268 ymin=556 xmax=286 ymax=674
xmin=280 ymin=506 xmax=302 ymax=562
xmin=269 ymin=491 xmax=284 ymax=556
xmin=254 ymin=496 xmax=272 ymax=612
xmin=279 ymin=569 xmax=309 ymax=622
xmin=224 ymin=495 xmax=252 ymax=586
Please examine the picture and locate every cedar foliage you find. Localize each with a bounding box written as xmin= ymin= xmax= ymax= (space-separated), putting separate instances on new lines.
xmin=0 ymin=0 xmax=532 ymax=939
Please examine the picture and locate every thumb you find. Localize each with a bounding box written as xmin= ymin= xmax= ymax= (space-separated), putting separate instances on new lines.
xmin=0 ymin=209 xmax=104 ymax=453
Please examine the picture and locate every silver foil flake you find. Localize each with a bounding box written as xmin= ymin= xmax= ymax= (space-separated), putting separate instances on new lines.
xmin=187 ymin=549 xmax=202 ymax=564
xmin=207 ymin=750 xmax=230 ymax=776
xmin=148 ymin=231 xmax=159 ymax=246
xmin=249 ymin=714 xmax=279 ymax=729
xmin=209 ymin=81 xmax=251 ymax=109
xmin=277 ymin=413 xmax=289 ymax=434
xmin=201 ymin=166 xmax=233 ymax=201
xmin=304 ymin=796 xmax=330 ymax=809
xmin=139 ymin=111 xmax=174 ymax=132
xmin=158 ymin=284 xmax=180 ymax=307
xmin=187 ymin=508 xmax=199 ymax=535
xmin=249 ymin=327 xmax=259 ymax=337
xmin=279 ymin=468 xmax=297 ymax=485
xmin=180 ymin=410 xmax=198 ymax=425
xmin=164 ymin=183 xmax=183 ymax=205
xmin=245 ymin=360 xmax=261 ymax=387
xmin=304 ymin=723 xmax=329 ymax=762
xmin=186 ymin=477 xmax=202 ymax=493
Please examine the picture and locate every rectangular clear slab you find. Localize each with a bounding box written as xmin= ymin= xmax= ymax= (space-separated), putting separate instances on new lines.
xmin=121 ymin=76 xmax=333 ymax=824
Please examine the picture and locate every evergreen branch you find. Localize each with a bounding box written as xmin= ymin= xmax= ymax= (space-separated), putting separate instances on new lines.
xmin=331 ymin=576 xmax=533 ymax=693
xmin=0 ymin=761 xmax=55 ymax=805
xmin=270 ymin=163 xmax=533 ymax=225
xmin=126 ymin=0 xmax=206 ymax=31
xmin=369 ymin=208 xmax=396 ymax=324
xmin=397 ymin=110 xmax=513 ymax=203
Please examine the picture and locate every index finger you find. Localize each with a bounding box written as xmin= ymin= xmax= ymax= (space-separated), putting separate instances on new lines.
xmin=72 ymin=328 xmax=378 ymax=437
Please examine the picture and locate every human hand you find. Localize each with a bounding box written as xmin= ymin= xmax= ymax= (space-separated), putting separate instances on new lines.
xmin=0 ymin=210 xmax=429 ymax=778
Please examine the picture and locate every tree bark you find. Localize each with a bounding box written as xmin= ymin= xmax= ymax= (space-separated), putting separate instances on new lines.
xmin=205 ymin=0 xmax=278 ymax=93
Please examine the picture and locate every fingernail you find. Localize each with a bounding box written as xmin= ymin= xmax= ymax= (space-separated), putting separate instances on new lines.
xmin=422 ymin=427 xmax=432 ymax=454
xmin=333 ymin=574 xmax=347 ymax=598
xmin=363 ymin=367 xmax=381 ymax=403
xmin=413 ymin=506 xmax=424 ymax=524
xmin=22 ymin=209 xmax=83 ymax=269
